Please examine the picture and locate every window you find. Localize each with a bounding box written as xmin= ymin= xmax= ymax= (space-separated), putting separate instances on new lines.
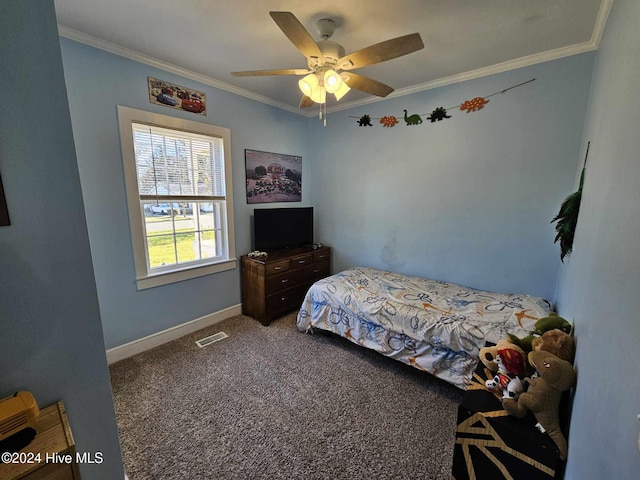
xmin=118 ymin=106 xmax=235 ymax=289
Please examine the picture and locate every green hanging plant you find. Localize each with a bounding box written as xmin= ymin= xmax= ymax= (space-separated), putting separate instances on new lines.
xmin=551 ymin=142 xmax=590 ymax=262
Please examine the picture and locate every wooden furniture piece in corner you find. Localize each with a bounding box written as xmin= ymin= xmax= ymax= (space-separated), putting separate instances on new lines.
xmin=241 ymin=246 xmax=331 ymax=325
xmin=0 ymin=401 xmax=80 ymax=480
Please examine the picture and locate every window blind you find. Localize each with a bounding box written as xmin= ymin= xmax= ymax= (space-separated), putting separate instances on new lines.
xmin=132 ymin=123 xmax=225 ymax=199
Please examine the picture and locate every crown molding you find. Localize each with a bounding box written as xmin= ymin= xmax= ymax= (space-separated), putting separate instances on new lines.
xmin=322 ymin=0 xmax=613 ymax=116
xmin=59 ymin=0 xmax=613 ymax=119
xmin=324 ymin=40 xmax=603 ymax=116
xmin=591 ymin=0 xmax=614 ymax=47
xmin=57 ymin=25 xmax=305 ymax=116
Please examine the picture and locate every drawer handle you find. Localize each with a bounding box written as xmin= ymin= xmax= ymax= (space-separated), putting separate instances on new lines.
xmin=274 ymin=266 xmax=283 ymax=270
xmin=313 ymin=269 xmax=320 ymax=273
xmin=281 ymin=296 xmax=289 ymax=301
xmin=281 ymin=279 xmax=289 ymax=283
xmin=298 ymin=260 xmax=306 ymax=264
xmin=318 ymin=255 xmax=325 ymax=259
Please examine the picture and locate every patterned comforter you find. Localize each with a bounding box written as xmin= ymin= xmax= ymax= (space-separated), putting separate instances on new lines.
xmin=297 ymin=267 xmax=551 ymax=389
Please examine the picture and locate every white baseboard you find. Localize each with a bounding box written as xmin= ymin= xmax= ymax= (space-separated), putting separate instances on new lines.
xmin=106 ymin=304 xmax=242 ymax=364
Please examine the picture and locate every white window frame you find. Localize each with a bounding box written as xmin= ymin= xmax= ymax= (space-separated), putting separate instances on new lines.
xmin=117 ymin=106 xmax=236 ymax=290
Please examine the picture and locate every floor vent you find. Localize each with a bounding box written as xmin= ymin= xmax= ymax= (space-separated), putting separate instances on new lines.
xmin=195 ymin=332 xmax=228 ymax=348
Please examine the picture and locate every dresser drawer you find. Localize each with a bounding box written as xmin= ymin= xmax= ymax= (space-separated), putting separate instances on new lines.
xmin=290 ymin=253 xmax=313 ymax=267
xmin=266 ymin=259 xmax=291 ymax=276
xmin=313 ymin=250 xmax=330 ymax=262
xmin=303 ymin=259 xmax=330 ymax=282
xmin=265 ymin=268 xmax=302 ymax=294
xmin=266 ymin=286 xmax=304 ymax=312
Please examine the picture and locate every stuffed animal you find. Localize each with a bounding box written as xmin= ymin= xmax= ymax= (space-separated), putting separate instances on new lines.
xmin=507 ymin=313 xmax=572 ymax=351
xmin=479 ymin=339 xmax=528 ymax=399
xmin=506 ymin=333 xmax=536 ymax=352
xmin=530 ymin=314 xmax=571 ymax=336
xmin=532 ymin=329 xmax=576 ymax=364
xmin=502 ymin=350 xmax=576 ymax=460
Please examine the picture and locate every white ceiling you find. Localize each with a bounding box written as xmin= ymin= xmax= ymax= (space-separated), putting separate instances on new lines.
xmin=53 ymin=0 xmax=610 ymax=115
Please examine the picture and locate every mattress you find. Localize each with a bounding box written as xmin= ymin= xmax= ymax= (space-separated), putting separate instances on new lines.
xmin=297 ymin=267 xmax=551 ymax=389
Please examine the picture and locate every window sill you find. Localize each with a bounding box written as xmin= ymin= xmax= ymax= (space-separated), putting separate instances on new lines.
xmin=136 ymin=258 xmax=237 ymax=290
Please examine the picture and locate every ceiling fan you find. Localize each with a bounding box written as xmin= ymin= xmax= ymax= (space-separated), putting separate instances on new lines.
xmin=231 ymin=11 xmax=424 ymax=108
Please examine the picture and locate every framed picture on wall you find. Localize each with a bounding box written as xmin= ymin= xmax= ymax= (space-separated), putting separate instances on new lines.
xmin=0 ymin=171 xmax=10 ymax=226
xmin=147 ymin=77 xmax=207 ymax=115
xmin=245 ymin=149 xmax=302 ymax=204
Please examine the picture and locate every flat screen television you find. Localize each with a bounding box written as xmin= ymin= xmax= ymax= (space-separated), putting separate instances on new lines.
xmin=254 ymin=207 xmax=313 ymax=251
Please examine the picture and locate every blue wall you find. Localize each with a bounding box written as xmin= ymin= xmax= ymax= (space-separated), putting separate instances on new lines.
xmin=309 ymin=54 xmax=594 ymax=301
xmin=60 ymin=35 xmax=597 ymax=344
xmin=0 ymin=2 xmax=123 ymax=478
xmin=60 ymin=27 xmax=595 ymax=350
xmin=555 ymin=0 xmax=640 ymax=477
xmin=53 ymin=5 xmax=640 ymax=476
xmin=60 ymin=39 xmax=310 ymax=348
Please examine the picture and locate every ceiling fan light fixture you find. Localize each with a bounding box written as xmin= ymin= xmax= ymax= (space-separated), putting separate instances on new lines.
xmin=333 ymin=81 xmax=351 ymax=101
xmin=323 ymin=69 xmax=342 ymax=94
xmin=298 ymin=74 xmax=318 ymax=97
xmin=310 ymin=85 xmax=326 ymax=104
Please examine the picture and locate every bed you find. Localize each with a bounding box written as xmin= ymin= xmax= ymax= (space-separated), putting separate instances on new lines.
xmin=297 ymin=267 xmax=551 ymax=390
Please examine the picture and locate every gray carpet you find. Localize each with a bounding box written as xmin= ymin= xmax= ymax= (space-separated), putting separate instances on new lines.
xmin=110 ymin=312 xmax=464 ymax=479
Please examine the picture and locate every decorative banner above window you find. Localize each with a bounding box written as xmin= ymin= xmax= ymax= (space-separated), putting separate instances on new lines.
xmin=352 ymin=78 xmax=535 ymax=127
xmin=148 ymin=77 xmax=207 ymax=115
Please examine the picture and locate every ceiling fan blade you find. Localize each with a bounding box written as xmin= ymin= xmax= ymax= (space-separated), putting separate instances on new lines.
xmin=338 ymin=33 xmax=424 ymax=70
xmin=231 ymin=68 xmax=311 ymax=77
xmin=270 ymin=11 xmax=325 ymax=63
xmin=341 ymin=72 xmax=394 ymax=97
xmin=299 ymin=95 xmax=314 ymax=108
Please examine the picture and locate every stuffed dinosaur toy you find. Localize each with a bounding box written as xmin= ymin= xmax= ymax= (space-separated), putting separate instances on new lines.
xmin=502 ymin=350 xmax=576 ymax=460
xmin=508 ymin=313 xmax=572 ymax=351
xmin=479 ymin=338 xmax=528 ymax=399
xmin=531 ymin=314 xmax=571 ymax=336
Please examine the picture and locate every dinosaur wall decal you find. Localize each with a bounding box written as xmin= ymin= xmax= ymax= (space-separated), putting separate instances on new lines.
xmin=380 ymin=115 xmax=399 ymax=127
xmin=357 ymin=114 xmax=373 ymax=126
xmin=427 ymin=107 xmax=451 ymax=122
xmin=403 ymin=109 xmax=422 ymax=125
xmin=460 ymin=97 xmax=489 ymax=112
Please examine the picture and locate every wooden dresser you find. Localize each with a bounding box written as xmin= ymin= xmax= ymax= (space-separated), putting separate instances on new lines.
xmin=0 ymin=401 xmax=80 ymax=480
xmin=241 ymin=246 xmax=331 ymax=325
